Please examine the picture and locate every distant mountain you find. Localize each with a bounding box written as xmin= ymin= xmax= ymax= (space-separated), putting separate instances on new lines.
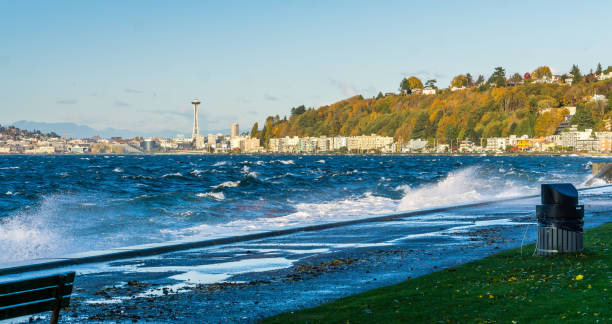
xmin=10 ymin=121 xmax=226 ymax=139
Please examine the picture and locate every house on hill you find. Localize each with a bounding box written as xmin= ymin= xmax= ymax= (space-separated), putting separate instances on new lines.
xmin=598 ymin=71 xmax=612 ymax=81
xmin=422 ymin=87 xmax=436 ymax=95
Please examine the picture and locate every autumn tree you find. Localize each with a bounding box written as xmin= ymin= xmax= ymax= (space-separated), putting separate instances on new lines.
xmin=400 ymin=76 xmax=423 ymax=91
xmin=250 ymin=122 xmax=259 ymax=137
xmin=532 ymin=66 xmax=552 ymax=80
xmin=444 ymin=124 xmax=459 ymax=144
xmin=508 ymin=73 xmax=523 ymax=84
xmin=488 ymin=67 xmax=506 ymax=86
xmin=534 ymin=108 xmax=568 ymax=137
xmin=451 ymin=75 xmax=469 ymax=88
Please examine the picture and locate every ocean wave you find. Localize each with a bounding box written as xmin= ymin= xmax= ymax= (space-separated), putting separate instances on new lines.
xmin=397 ymin=167 xmax=531 ymax=211
xmin=0 ymin=166 xmax=20 ymax=170
xmin=212 ymin=181 xmax=240 ymax=189
xmin=0 ymin=197 xmax=64 ymax=263
xmin=196 ymin=192 xmax=225 ymax=200
xmin=272 ymin=159 xmax=294 ymax=165
xmin=190 ymin=169 xmax=204 ymax=177
xmin=212 ymin=161 xmax=230 ymax=167
xmin=162 ymin=172 xmax=183 ymax=178
xmin=121 ymin=175 xmax=154 ymax=180
xmin=113 ymin=167 xmax=124 ymax=173
xmin=166 ymin=191 xmax=397 ymax=238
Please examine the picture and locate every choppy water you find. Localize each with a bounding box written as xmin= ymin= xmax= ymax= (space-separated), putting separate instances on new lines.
xmin=0 ymin=154 xmax=608 ymax=264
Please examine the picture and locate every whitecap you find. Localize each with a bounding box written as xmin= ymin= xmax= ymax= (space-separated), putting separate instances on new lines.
xmin=190 ymin=169 xmax=204 ymax=176
xmin=113 ymin=167 xmax=124 ymax=173
xmin=272 ymin=160 xmax=294 ymax=165
xmin=397 ymin=167 xmax=533 ymax=211
xmin=162 ymin=172 xmax=183 ymax=178
xmin=196 ymin=192 xmax=225 ymax=200
xmin=212 ymin=181 xmax=240 ymax=189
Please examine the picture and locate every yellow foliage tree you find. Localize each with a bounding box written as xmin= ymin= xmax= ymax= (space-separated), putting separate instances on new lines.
xmin=532 ymin=66 xmax=552 ymax=80
xmin=450 ymin=75 xmax=468 ymax=88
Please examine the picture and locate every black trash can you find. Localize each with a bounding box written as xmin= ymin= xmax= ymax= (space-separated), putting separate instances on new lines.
xmin=536 ymin=183 xmax=584 ymax=255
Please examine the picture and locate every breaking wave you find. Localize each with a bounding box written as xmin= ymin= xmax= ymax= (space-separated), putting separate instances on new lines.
xmin=196 ymin=192 xmax=225 ymax=200
xmin=397 ymin=167 xmax=532 ymax=211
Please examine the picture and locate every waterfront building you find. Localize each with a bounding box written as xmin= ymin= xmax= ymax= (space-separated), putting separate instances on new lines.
xmin=207 ymin=134 xmax=220 ymax=147
xmin=330 ymin=136 xmax=347 ymax=151
xmin=240 ymin=137 xmax=263 ymax=153
xmin=317 ymin=136 xmax=330 ymax=152
xmin=231 ymin=123 xmax=239 ymax=138
xmin=404 ymin=138 xmax=428 ymax=152
xmin=596 ymin=132 xmax=612 ymax=152
xmin=24 ymin=146 xmax=55 ymax=154
xmin=346 ymin=134 xmax=393 ymax=152
xmin=486 ymin=137 xmax=508 ymax=151
xmin=230 ymin=136 xmax=244 ymax=150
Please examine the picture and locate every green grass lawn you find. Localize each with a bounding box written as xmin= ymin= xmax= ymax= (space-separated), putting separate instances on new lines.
xmin=262 ymin=223 xmax=612 ymax=323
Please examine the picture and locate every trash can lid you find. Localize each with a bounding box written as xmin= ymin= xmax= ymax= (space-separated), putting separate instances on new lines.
xmin=541 ymin=183 xmax=578 ymax=205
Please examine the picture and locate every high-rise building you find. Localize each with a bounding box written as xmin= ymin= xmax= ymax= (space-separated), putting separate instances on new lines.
xmin=230 ymin=123 xmax=239 ymax=138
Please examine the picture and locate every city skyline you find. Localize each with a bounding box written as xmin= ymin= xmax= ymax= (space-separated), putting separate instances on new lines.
xmin=2 ymin=1 xmax=612 ymax=136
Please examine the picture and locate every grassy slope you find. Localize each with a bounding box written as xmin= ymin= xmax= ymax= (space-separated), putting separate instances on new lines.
xmin=263 ymin=223 xmax=612 ymax=323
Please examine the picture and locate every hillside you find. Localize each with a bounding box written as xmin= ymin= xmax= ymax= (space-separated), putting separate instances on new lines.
xmin=258 ymin=80 xmax=612 ymax=145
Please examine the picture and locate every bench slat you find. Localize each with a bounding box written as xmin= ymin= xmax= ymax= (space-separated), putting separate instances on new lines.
xmin=0 ymin=272 xmax=75 ymax=295
xmin=0 ymin=283 xmax=73 ymax=308
xmin=0 ymin=296 xmax=70 ymax=320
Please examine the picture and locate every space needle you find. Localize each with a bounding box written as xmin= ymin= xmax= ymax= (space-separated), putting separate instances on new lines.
xmin=192 ymin=99 xmax=200 ymax=139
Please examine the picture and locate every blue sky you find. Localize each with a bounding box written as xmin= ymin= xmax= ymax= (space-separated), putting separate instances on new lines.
xmin=1 ymin=1 xmax=611 ymax=135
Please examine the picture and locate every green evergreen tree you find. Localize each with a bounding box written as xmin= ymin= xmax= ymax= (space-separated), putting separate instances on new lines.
xmin=466 ymin=73 xmax=474 ymax=86
xmin=412 ymin=112 xmax=429 ymax=139
xmin=570 ymin=65 xmax=582 ymax=83
xmin=488 ymin=67 xmax=506 ymax=86
xmin=476 ymin=75 xmax=485 ymax=85
xmin=570 ymin=105 xmax=594 ymax=131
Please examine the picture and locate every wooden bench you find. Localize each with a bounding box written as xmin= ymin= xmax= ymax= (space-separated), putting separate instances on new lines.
xmin=0 ymin=272 xmax=75 ymax=324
